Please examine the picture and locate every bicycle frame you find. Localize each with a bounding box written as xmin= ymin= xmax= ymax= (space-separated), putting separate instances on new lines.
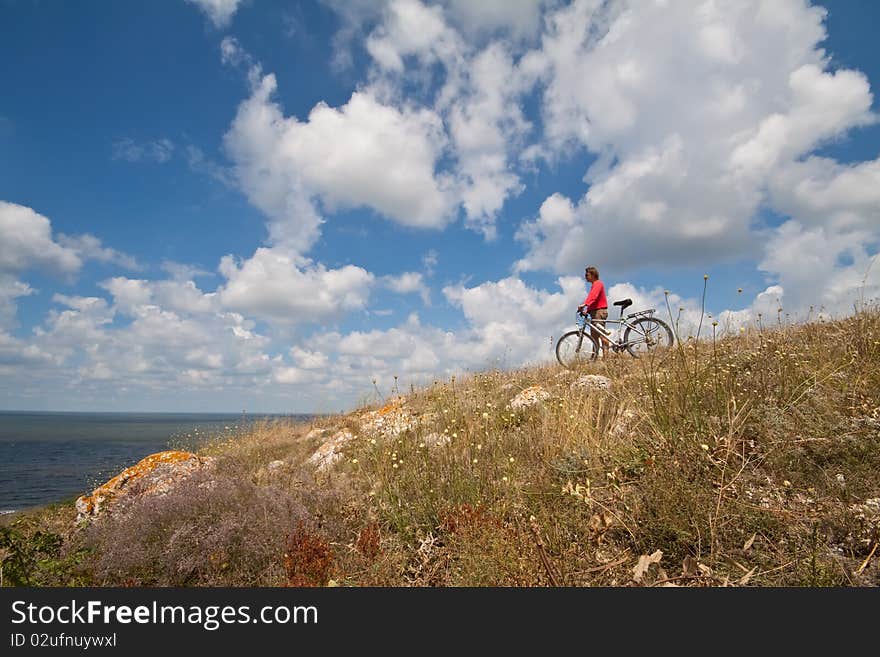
xmin=576 ymin=308 xmax=658 ymax=350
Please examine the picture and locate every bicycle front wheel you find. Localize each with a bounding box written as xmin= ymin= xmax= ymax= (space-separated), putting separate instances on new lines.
xmin=556 ymin=330 xmax=599 ymax=369
xmin=623 ymin=317 xmax=674 ymax=358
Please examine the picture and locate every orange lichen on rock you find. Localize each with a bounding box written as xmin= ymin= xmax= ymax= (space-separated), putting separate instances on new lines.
xmin=377 ymin=396 xmax=407 ymax=415
xmin=75 ymin=450 xmax=214 ymax=522
xmin=360 ymin=398 xmax=416 ymax=439
xmin=509 ymin=385 xmax=551 ymax=410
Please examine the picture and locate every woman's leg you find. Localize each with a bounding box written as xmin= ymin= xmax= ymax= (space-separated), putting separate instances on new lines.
xmin=592 ymin=309 xmax=610 ymax=357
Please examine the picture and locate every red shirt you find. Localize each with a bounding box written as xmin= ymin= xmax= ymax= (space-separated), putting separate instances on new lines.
xmin=582 ymin=280 xmax=607 ymax=313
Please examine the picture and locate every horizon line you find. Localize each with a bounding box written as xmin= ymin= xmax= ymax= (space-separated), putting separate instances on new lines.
xmin=0 ymin=409 xmax=327 ymax=416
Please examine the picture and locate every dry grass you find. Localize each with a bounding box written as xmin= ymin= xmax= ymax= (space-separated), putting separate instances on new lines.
xmin=3 ymin=307 xmax=879 ymax=587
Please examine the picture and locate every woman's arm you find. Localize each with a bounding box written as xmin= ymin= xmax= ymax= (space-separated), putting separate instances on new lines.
xmin=583 ymin=281 xmax=600 ymax=308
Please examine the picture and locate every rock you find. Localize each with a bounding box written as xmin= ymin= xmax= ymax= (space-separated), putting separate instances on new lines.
xmin=359 ymin=398 xmax=417 ymax=438
xmin=307 ymin=429 xmax=355 ymax=472
xmin=423 ymin=432 xmax=451 ymax=448
xmin=609 ymin=408 xmax=640 ymax=438
xmin=300 ymin=427 xmax=329 ymax=443
xmin=509 ymin=385 xmax=551 ymax=410
xmin=570 ymin=375 xmax=612 ymax=391
xmin=75 ymin=450 xmax=214 ymax=523
xmin=849 ymin=498 xmax=880 ymax=548
xmin=267 ymin=460 xmax=285 ymax=471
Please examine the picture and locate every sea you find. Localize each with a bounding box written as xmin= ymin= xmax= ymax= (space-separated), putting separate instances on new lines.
xmin=0 ymin=411 xmax=312 ymax=514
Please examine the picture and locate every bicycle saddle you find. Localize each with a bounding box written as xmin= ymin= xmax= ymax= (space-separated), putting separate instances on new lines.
xmin=613 ymin=298 xmax=633 ymax=309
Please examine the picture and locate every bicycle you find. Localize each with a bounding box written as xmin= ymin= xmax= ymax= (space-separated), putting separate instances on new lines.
xmin=555 ymin=298 xmax=674 ymax=368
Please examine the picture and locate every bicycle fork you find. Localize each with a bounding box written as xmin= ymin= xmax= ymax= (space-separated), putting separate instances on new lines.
xmin=575 ymin=324 xmax=587 ymax=353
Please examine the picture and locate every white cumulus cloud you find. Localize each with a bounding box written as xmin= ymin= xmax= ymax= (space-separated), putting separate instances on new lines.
xmin=217 ymin=247 xmax=375 ymax=324
xmin=0 ymin=201 xmax=82 ymax=275
xmin=383 ymin=271 xmax=431 ymax=305
xmin=224 ymin=73 xmax=455 ymax=253
xmin=186 ymin=0 xmax=243 ymax=28
xmin=515 ymin=0 xmax=877 ymax=283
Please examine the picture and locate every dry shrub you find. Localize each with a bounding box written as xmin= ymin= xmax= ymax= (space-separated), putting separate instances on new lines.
xmin=439 ymin=503 xmax=500 ymax=535
xmin=355 ymin=521 xmax=381 ymax=561
xmin=79 ymin=469 xmax=308 ymax=586
xmin=284 ymin=520 xmax=334 ymax=587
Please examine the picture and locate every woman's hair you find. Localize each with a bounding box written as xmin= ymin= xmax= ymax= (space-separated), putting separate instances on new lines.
xmin=585 ymin=266 xmax=599 ymax=279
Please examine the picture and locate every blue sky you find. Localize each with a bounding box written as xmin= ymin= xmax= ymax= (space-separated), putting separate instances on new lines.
xmin=1 ymin=0 xmax=878 ymax=412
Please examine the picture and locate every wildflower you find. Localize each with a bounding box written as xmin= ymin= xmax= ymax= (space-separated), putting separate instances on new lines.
xmin=502 ymin=476 xmax=508 ymax=482
xmin=783 ymin=480 xmax=791 ymax=487
xmin=452 ymin=433 xmax=458 ymax=438
xmin=704 ymin=274 xmax=709 ymax=280
xmin=700 ymin=444 xmax=709 ymax=451
xmin=509 ymin=456 xmax=515 ymax=463
xmin=482 ymin=412 xmax=489 ymax=419
xmin=351 ymin=458 xmax=358 ymax=464
xmin=473 ymin=459 xmax=478 ymax=464
xmin=393 ymin=463 xmax=399 ymax=469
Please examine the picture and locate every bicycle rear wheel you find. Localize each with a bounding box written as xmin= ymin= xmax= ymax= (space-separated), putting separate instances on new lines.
xmin=623 ymin=317 xmax=674 ymax=358
xmin=556 ymin=330 xmax=599 ymax=369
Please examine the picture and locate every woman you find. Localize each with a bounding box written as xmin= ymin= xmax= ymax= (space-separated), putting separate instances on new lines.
xmin=578 ymin=266 xmax=611 ymax=357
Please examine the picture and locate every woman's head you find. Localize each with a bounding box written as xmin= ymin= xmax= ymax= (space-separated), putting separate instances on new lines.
xmin=585 ymin=266 xmax=599 ymax=282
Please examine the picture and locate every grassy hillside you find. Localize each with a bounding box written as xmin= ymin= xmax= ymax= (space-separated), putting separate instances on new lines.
xmin=3 ymin=308 xmax=879 ymax=587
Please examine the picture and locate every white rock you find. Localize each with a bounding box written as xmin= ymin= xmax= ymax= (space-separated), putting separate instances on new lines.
xmin=849 ymin=498 xmax=880 ymax=548
xmin=360 ymin=399 xmax=417 ymax=438
xmin=302 ymin=427 xmax=328 ymax=442
xmin=570 ymin=375 xmax=612 ymax=391
xmin=307 ymin=429 xmax=355 ymax=472
xmin=609 ymin=408 xmax=639 ymax=438
xmin=510 ymin=385 xmax=551 ymax=410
